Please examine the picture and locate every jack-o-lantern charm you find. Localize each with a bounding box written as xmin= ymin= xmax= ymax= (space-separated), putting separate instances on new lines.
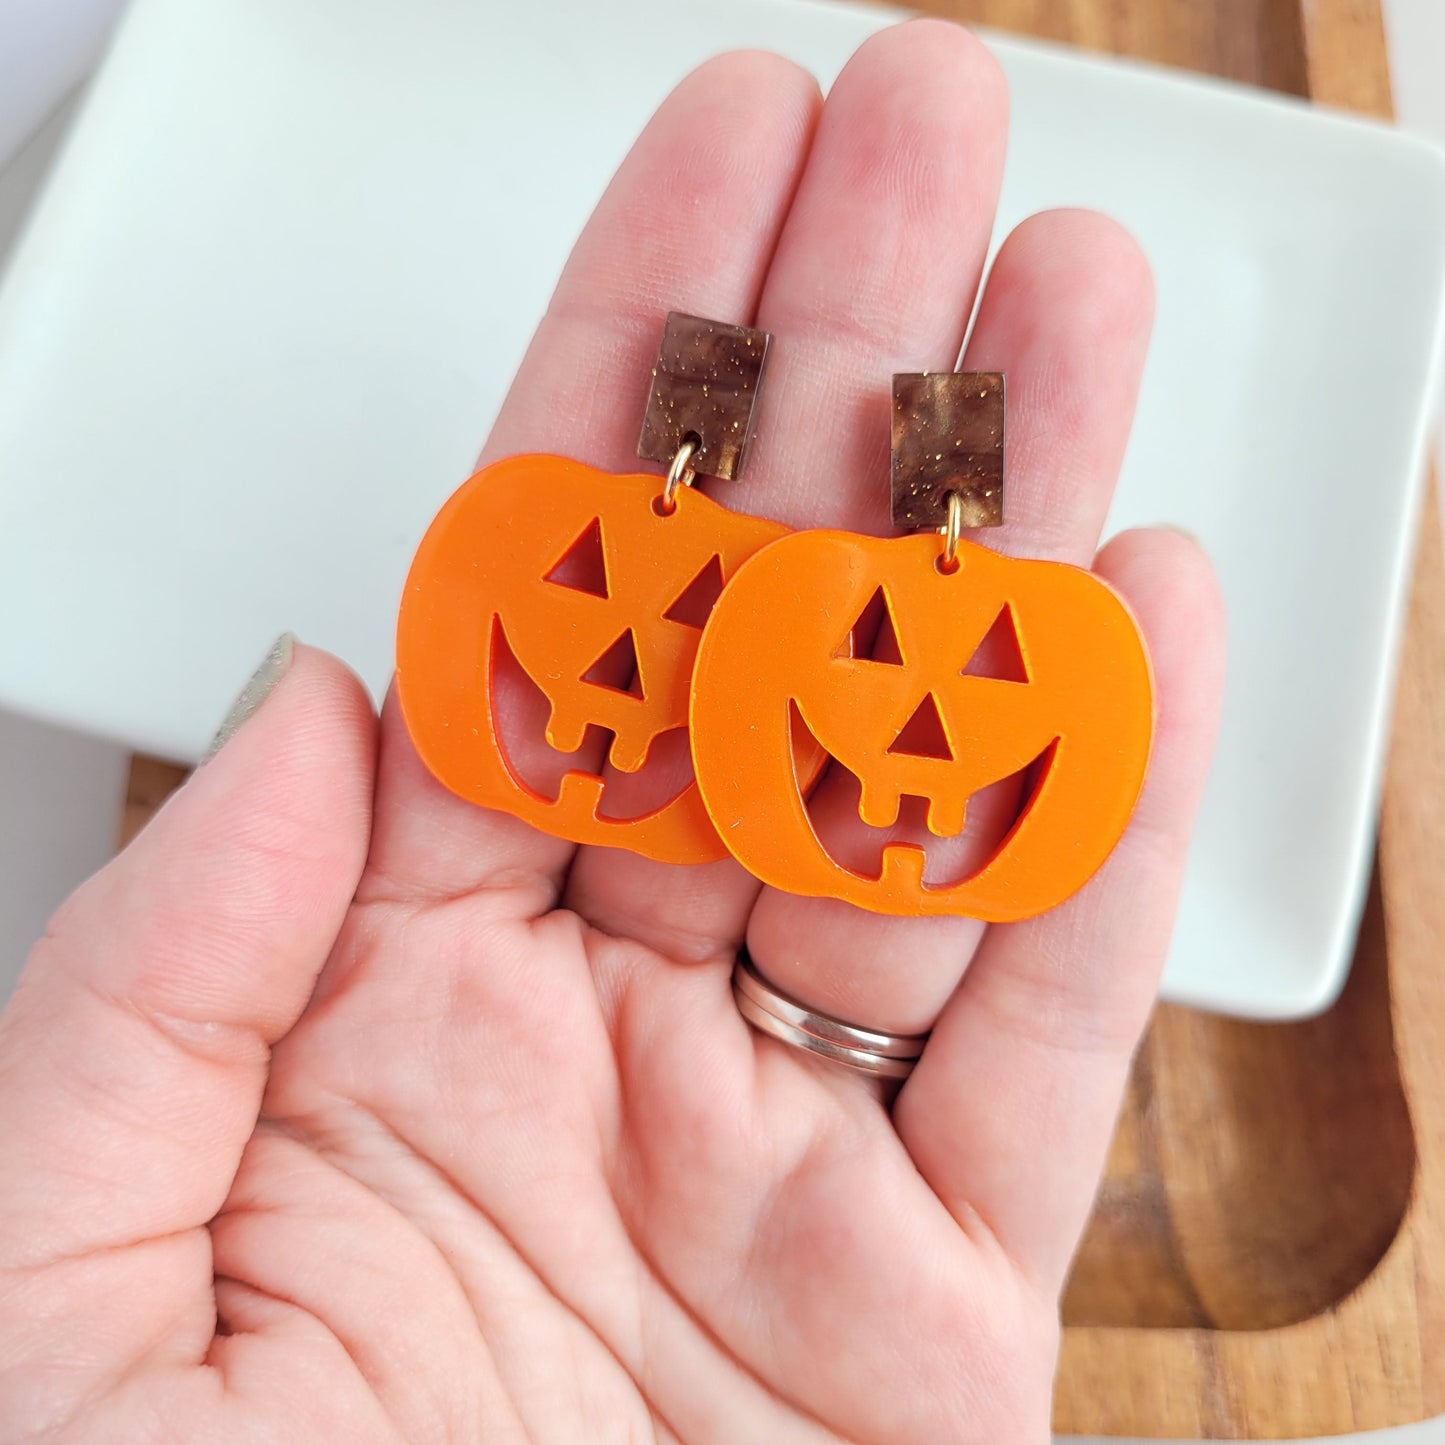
xmin=690 ymin=528 xmax=1153 ymax=920
xmin=688 ymin=372 xmax=1154 ymax=921
xmin=396 ymin=313 xmax=787 ymax=863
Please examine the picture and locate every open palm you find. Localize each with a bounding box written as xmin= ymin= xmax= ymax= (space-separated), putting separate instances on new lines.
xmin=0 ymin=23 xmax=1223 ymax=1444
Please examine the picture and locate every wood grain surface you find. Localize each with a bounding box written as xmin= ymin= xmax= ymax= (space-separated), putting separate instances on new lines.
xmin=121 ymin=0 xmax=1434 ymax=1436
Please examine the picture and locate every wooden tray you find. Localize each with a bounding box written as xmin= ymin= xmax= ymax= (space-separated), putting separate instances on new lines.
xmin=121 ymin=1 xmax=1443 ymax=1436
xmin=1057 ymin=492 xmax=1444 ymax=1440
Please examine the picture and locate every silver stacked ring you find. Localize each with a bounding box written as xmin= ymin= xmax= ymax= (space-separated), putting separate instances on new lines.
xmin=731 ymin=956 xmax=929 ymax=1080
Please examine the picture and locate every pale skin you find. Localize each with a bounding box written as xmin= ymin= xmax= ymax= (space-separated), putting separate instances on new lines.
xmin=0 ymin=22 xmax=1225 ymax=1445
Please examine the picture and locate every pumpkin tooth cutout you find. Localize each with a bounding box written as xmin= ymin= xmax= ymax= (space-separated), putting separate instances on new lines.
xmin=792 ymin=708 xmax=1062 ymax=888
xmin=396 ymin=453 xmax=798 ymax=862
xmin=485 ymin=618 xmax=690 ymax=817
xmin=690 ymin=528 xmax=1154 ymax=921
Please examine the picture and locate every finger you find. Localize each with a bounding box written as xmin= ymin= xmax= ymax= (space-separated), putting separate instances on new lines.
xmin=567 ymin=18 xmax=1010 ymax=952
xmin=896 ymin=528 xmax=1226 ymax=1290
xmin=743 ymin=207 xmax=1156 ymax=1037
xmin=367 ymin=52 xmax=821 ymax=906
xmin=0 ymin=645 xmax=374 ymax=1400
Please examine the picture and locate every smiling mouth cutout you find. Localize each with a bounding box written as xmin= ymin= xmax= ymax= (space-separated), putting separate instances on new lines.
xmin=489 ymin=617 xmax=697 ymax=824
xmin=790 ymin=701 xmax=1060 ymax=890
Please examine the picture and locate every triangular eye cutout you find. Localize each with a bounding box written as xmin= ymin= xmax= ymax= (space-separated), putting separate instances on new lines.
xmin=833 ymin=586 xmax=906 ymax=664
xmin=582 ymin=629 xmax=644 ymax=697
xmin=961 ymin=604 xmax=1028 ymax=684
xmin=663 ymin=554 xmax=725 ymax=628
xmin=544 ymin=517 xmax=609 ymax=597
xmin=887 ymin=692 xmax=953 ymax=760
xmin=870 ymin=590 xmax=905 ymax=665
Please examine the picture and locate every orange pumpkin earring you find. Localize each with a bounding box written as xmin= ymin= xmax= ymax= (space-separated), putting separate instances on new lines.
xmin=396 ymin=312 xmax=792 ymax=863
xmin=689 ymin=372 xmax=1155 ymax=922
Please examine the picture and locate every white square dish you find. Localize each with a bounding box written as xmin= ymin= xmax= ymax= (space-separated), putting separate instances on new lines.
xmin=0 ymin=0 xmax=1442 ymax=1018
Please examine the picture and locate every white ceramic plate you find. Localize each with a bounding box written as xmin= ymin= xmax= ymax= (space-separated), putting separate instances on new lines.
xmin=0 ymin=0 xmax=1442 ymax=1019
xmin=0 ymin=0 xmax=125 ymax=170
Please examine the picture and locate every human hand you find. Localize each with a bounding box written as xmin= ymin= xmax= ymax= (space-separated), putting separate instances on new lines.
xmin=0 ymin=22 xmax=1224 ymax=1443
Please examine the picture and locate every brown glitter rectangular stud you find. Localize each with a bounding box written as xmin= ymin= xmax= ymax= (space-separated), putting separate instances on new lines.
xmin=637 ymin=312 xmax=771 ymax=482
xmin=891 ymin=372 xmax=1006 ymax=528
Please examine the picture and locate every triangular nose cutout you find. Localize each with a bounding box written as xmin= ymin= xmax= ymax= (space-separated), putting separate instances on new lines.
xmin=887 ymin=692 xmax=952 ymax=760
xmin=962 ymin=604 xmax=1028 ymax=684
xmin=544 ymin=517 xmax=609 ymax=597
xmin=664 ymin=554 xmax=725 ymax=628
xmin=582 ymin=629 xmax=644 ymax=697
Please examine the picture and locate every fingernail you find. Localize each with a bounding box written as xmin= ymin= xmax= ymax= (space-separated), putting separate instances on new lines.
xmin=204 ymin=633 xmax=297 ymax=761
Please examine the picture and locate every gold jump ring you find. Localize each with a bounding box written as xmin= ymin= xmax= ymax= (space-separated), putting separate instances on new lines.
xmin=660 ymin=436 xmax=700 ymax=514
xmin=938 ymin=490 xmax=962 ymax=572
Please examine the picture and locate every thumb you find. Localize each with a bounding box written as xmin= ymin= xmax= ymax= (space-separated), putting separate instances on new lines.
xmin=0 ymin=638 xmax=374 ymax=1302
